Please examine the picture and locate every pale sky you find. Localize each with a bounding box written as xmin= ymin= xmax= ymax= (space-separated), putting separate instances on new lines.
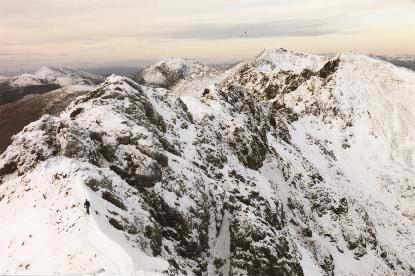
xmin=1 ymin=0 xmax=415 ymax=71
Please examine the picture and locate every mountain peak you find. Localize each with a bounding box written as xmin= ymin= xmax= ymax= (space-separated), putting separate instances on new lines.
xmin=140 ymin=57 xmax=212 ymax=88
xmin=254 ymin=48 xmax=329 ymax=73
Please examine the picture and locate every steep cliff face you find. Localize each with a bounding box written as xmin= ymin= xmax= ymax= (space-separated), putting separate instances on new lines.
xmin=217 ymin=49 xmax=415 ymax=275
xmin=1 ymin=49 xmax=415 ymax=276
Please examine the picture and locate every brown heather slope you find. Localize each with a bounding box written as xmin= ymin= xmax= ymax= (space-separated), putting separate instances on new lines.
xmin=0 ymin=87 xmax=90 ymax=153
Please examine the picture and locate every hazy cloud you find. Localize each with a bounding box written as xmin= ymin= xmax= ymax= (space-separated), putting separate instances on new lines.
xmin=0 ymin=0 xmax=414 ymax=71
xmin=160 ymin=18 xmax=351 ymax=40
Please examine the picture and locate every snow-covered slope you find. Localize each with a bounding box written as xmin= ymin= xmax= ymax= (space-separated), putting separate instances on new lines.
xmin=139 ymin=58 xmax=225 ymax=96
xmin=1 ymin=49 xmax=415 ymax=276
xmin=9 ymin=66 xmax=103 ymax=87
xmin=140 ymin=58 xmax=210 ymax=87
xmin=254 ymin=48 xmax=329 ymax=73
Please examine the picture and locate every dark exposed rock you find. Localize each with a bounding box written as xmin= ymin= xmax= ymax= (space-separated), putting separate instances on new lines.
xmin=69 ymin=107 xmax=84 ymax=119
xmin=334 ymin=197 xmax=348 ymax=215
xmin=176 ymin=98 xmax=194 ymax=124
xmin=229 ymin=126 xmax=268 ymax=170
xmin=263 ymin=83 xmax=280 ymax=100
xmin=110 ymin=163 xmax=161 ymax=189
xmin=213 ymin=257 xmax=225 ymax=270
xmin=145 ymin=225 xmax=163 ymax=256
xmin=99 ymin=145 xmax=116 ymax=162
xmin=85 ymin=178 xmax=100 ymax=192
xmin=108 ymin=217 xmax=124 ymax=231
xmin=0 ymin=161 xmax=17 ymax=177
xmin=101 ymin=191 xmax=127 ymax=210
xmin=89 ymin=132 xmax=103 ymax=143
xmin=143 ymin=191 xmax=209 ymax=271
xmin=204 ymin=149 xmax=227 ymax=169
xmin=319 ymin=58 xmax=340 ymax=79
xmin=75 ymin=88 xmax=106 ymax=104
xmin=159 ymin=137 xmax=181 ymax=156
xmin=143 ymin=101 xmax=166 ymax=132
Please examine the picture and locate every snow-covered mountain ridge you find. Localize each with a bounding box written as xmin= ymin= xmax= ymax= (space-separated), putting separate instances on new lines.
xmin=1 ymin=49 xmax=415 ymax=276
xmin=140 ymin=57 xmax=213 ymax=87
xmin=138 ymin=57 xmax=226 ymax=96
xmin=0 ymin=66 xmax=103 ymax=106
xmin=9 ymin=66 xmax=103 ymax=87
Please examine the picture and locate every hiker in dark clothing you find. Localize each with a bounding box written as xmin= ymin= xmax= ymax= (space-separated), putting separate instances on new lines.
xmin=84 ymin=199 xmax=91 ymax=215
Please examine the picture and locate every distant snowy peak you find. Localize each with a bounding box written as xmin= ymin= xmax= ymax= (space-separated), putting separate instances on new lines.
xmin=9 ymin=67 xmax=104 ymax=87
xmin=9 ymin=74 xmax=45 ymax=87
xmin=141 ymin=57 xmax=213 ymax=87
xmin=253 ymin=48 xmax=329 ymax=73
